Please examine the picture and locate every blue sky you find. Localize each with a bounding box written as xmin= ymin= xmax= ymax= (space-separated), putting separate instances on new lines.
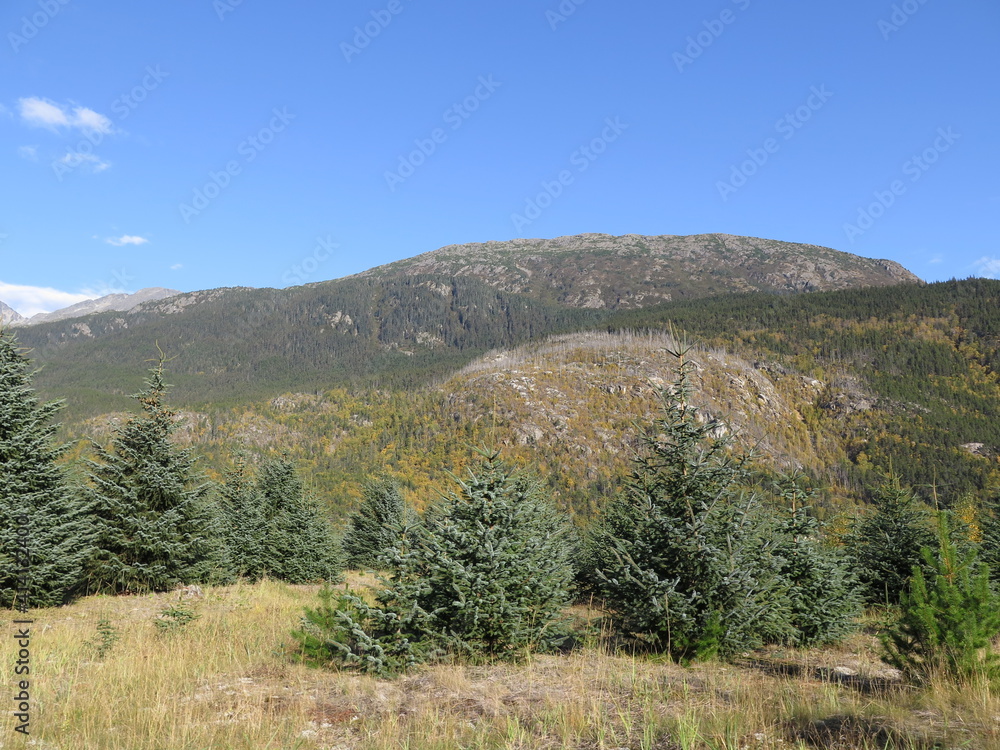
xmin=1 ymin=0 xmax=998 ymax=316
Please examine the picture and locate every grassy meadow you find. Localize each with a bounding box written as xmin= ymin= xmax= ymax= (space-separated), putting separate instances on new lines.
xmin=3 ymin=576 xmax=998 ymax=750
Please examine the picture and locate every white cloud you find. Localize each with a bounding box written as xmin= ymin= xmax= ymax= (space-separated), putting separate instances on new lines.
xmin=928 ymin=255 xmax=943 ymax=265
xmin=170 ymin=263 xmax=183 ymax=270
xmin=70 ymin=106 xmax=113 ymax=134
xmin=18 ymin=97 xmax=69 ymax=129
xmin=60 ymin=152 xmax=111 ymax=172
xmin=17 ymin=97 xmax=114 ymax=135
xmin=972 ymin=257 xmax=1000 ymax=279
xmin=106 ymin=235 xmax=149 ymax=247
xmin=17 ymin=145 xmax=37 ymax=161
xmin=0 ymin=281 xmax=92 ymax=318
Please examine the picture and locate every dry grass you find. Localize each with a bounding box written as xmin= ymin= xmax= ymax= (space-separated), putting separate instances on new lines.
xmin=3 ymin=579 xmax=999 ymax=749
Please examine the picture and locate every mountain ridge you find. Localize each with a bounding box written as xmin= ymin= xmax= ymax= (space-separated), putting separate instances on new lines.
xmin=358 ymin=232 xmax=921 ymax=309
xmin=4 ymin=287 xmax=182 ymax=327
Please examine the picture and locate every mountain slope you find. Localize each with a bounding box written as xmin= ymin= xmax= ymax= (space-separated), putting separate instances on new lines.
xmin=0 ymin=299 xmax=23 ymax=326
xmin=360 ymin=233 xmax=921 ymax=309
xmin=14 ymin=276 xmax=600 ymax=417
xmin=13 ymin=233 xmax=920 ymax=415
xmin=39 ymin=279 xmax=1000 ymax=519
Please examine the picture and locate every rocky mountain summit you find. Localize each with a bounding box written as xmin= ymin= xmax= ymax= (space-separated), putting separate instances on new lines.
xmin=0 ymin=299 xmax=23 ymax=326
xmin=360 ymin=233 xmax=921 ymax=309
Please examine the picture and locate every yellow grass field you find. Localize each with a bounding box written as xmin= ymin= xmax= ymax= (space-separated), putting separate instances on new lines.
xmin=2 ymin=576 xmax=998 ymax=750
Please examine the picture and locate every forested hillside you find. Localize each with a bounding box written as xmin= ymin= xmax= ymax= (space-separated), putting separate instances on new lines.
xmin=608 ymin=278 xmax=1000 ymax=504
xmin=54 ymin=279 xmax=1000 ymax=520
xmin=15 ymin=276 xmax=598 ymax=418
xmin=16 ymin=269 xmax=1000 ymax=518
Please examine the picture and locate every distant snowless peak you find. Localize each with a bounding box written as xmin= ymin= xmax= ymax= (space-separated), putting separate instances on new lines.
xmin=2 ymin=287 xmax=181 ymax=327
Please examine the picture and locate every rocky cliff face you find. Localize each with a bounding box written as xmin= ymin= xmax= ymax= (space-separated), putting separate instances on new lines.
xmin=361 ymin=233 xmax=921 ymax=309
xmin=0 ymin=299 xmax=24 ymax=326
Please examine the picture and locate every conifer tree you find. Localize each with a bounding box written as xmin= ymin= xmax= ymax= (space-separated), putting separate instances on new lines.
xmin=975 ymin=492 xmax=1000 ymax=587
xmin=255 ymin=456 xmax=342 ymax=583
xmin=771 ymin=482 xmax=861 ymax=647
xmin=292 ymin=452 xmax=575 ymax=673
xmin=82 ymin=359 xmax=226 ymax=594
xmin=882 ymin=513 xmax=1000 ymax=681
xmin=342 ymin=476 xmax=414 ymax=569
xmin=0 ymin=329 xmax=92 ymax=608
xmin=588 ymin=346 xmax=792 ymax=660
xmin=217 ymin=453 xmax=267 ymax=581
xmin=845 ymin=476 xmax=935 ymax=606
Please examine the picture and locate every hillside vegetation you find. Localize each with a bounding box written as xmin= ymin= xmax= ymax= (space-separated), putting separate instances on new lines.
xmin=47 ymin=279 xmax=1000 ymax=519
xmin=5 ymin=578 xmax=996 ymax=750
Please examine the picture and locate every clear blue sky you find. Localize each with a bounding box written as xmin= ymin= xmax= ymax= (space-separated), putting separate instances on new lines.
xmin=1 ymin=0 xmax=998 ymax=315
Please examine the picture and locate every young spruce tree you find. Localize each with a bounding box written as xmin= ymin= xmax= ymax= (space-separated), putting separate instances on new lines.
xmin=341 ymin=475 xmax=414 ymax=569
xmin=255 ymin=456 xmax=342 ymax=584
xmin=845 ymin=475 xmax=935 ymax=606
xmin=217 ymin=453 xmax=267 ymax=581
xmin=82 ymin=359 xmax=226 ymax=594
xmin=0 ymin=329 xmax=92 ymax=608
xmin=292 ymin=452 xmax=575 ymax=674
xmin=770 ymin=482 xmax=861 ymax=647
xmin=588 ymin=346 xmax=792 ymax=660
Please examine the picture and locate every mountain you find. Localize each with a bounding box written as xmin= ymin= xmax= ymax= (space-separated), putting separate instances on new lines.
xmin=56 ymin=278 xmax=1000 ymax=519
xmin=19 ymin=231 xmax=979 ymax=516
xmin=359 ymin=233 xmax=921 ymax=309
xmin=8 ymin=233 xmax=919 ymax=413
xmin=10 ymin=287 xmax=181 ymax=327
xmin=0 ymin=299 xmax=23 ymax=326
xmin=13 ymin=276 xmax=602 ymax=416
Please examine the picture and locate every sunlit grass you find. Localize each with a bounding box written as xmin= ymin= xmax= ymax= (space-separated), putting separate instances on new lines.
xmin=3 ymin=578 xmax=998 ymax=749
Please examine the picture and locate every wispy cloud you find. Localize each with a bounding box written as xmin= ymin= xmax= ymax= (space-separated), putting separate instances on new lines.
xmin=972 ymin=257 xmax=1000 ymax=279
xmin=106 ymin=235 xmax=149 ymax=247
xmin=61 ymin=152 xmax=111 ymax=172
xmin=17 ymin=145 xmax=37 ymax=161
xmin=0 ymin=281 xmax=92 ymax=318
xmin=17 ymin=97 xmax=114 ymax=135
xmin=170 ymin=263 xmax=183 ymax=270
